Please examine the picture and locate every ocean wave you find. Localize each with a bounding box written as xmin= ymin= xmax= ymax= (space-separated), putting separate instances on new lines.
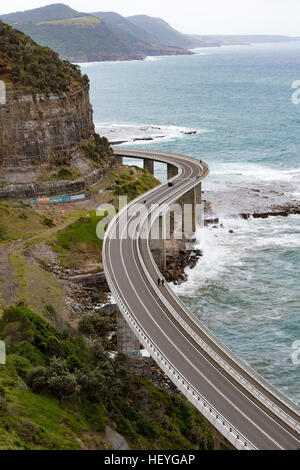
xmin=95 ymin=122 xmax=210 ymax=145
xmin=212 ymin=162 xmax=300 ymax=182
xmin=144 ymin=56 xmax=162 ymax=61
xmin=74 ymin=61 xmax=100 ymax=67
xmin=172 ymin=214 xmax=300 ymax=299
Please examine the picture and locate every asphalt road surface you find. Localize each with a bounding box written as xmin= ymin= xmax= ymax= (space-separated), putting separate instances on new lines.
xmin=103 ymin=149 xmax=300 ymax=450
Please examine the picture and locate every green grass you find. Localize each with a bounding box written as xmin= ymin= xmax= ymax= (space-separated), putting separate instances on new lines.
xmin=0 ymin=306 xmax=214 ymax=450
xmin=112 ymin=167 xmax=158 ymax=200
xmin=50 ymin=211 xmax=104 ymax=270
xmin=0 ymin=201 xmax=52 ymax=244
xmin=9 ymin=254 xmax=64 ymax=319
xmin=0 ymin=365 xmax=107 ymax=450
xmin=38 ymin=16 xmax=101 ymax=26
xmin=49 ymin=166 xmax=159 ymax=270
xmin=38 ymin=167 xmax=80 ymax=182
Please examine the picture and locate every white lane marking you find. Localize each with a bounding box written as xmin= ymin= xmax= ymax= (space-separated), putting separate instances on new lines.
xmin=110 ymin=234 xmax=280 ymax=449
xmin=109 ymin=163 xmax=283 ymax=449
xmin=106 ymin=151 xmax=297 ymax=448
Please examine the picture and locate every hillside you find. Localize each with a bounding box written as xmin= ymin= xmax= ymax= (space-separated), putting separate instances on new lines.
xmin=91 ymin=11 xmax=191 ymax=57
xmin=191 ymin=34 xmax=298 ymax=46
xmin=0 ymin=303 xmax=214 ymax=450
xmin=0 ymin=3 xmax=82 ymax=24
xmin=0 ymin=4 xmax=192 ymax=62
xmin=125 ymin=15 xmax=219 ymax=48
xmin=0 ymin=168 xmax=214 ymax=450
xmin=127 ymin=14 xmax=198 ymax=49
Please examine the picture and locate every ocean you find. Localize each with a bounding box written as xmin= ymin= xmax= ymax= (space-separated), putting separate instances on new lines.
xmin=81 ymin=41 xmax=300 ymax=404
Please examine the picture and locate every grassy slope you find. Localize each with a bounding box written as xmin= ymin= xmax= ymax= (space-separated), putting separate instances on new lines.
xmin=0 ymin=201 xmax=52 ymax=244
xmin=50 ymin=166 xmax=159 ymax=270
xmin=0 ymin=364 xmax=108 ymax=450
xmin=0 ymin=168 xmax=214 ymax=450
xmin=0 ymin=306 xmax=214 ymax=450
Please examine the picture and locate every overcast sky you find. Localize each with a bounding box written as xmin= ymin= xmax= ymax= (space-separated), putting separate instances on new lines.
xmin=1 ymin=0 xmax=300 ymax=36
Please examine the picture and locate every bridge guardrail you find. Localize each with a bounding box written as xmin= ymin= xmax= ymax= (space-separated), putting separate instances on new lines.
xmin=103 ymin=242 xmax=256 ymax=450
xmin=104 ymin=149 xmax=300 ymax=448
xmin=138 ymin=176 xmax=300 ymax=435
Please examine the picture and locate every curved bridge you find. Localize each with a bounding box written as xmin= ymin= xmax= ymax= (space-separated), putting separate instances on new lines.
xmin=103 ymin=148 xmax=300 ymax=450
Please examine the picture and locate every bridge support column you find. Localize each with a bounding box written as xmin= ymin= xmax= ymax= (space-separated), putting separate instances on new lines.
xmin=181 ymin=184 xmax=204 ymax=240
xmin=167 ymin=164 xmax=178 ymax=180
xmin=149 ymin=214 xmax=167 ymax=269
xmin=117 ymin=308 xmax=141 ymax=358
xmin=116 ymin=155 xmax=123 ymax=165
xmin=144 ymin=158 xmax=154 ymax=175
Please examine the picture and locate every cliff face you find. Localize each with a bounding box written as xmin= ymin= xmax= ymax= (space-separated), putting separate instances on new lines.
xmin=0 ymin=85 xmax=116 ymax=199
xmin=0 ymin=86 xmax=94 ymax=169
xmin=0 ymin=20 xmax=116 ymax=200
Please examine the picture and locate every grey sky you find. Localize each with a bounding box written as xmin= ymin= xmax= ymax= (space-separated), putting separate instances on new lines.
xmin=1 ymin=0 xmax=300 ymax=36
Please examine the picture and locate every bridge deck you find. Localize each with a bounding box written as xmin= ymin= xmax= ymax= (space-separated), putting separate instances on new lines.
xmin=103 ymin=149 xmax=300 ymax=450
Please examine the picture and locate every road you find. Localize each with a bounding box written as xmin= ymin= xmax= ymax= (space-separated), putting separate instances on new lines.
xmin=103 ymin=148 xmax=300 ymax=450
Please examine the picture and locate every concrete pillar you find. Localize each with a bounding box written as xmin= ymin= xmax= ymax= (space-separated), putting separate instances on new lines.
xmin=181 ymin=183 xmax=204 ymax=238
xmin=195 ymin=183 xmax=203 ymax=228
xmin=144 ymin=158 xmax=154 ymax=175
xmin=117 ymin=308 xmax=141 ymax=357
xmin=181 ymin=187 xmax=197 ymax=236
xmin=149 ymin=214 xmax=166 ymax=269
xmin=167 ymin=164 xmax=178 ymax=180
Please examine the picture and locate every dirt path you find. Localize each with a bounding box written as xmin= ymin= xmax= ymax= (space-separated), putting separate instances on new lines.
xmin=0 ymin=210 xmax=86 ymax=308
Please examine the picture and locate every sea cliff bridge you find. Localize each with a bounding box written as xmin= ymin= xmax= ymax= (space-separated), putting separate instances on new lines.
xmin=103 ymin=148 xmax=300 ymax=450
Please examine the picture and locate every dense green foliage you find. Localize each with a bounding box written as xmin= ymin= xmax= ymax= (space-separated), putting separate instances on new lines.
xmin=112 ymin=167 xmax=159 ymax=200
xmin=0 ymin=305 xmax=214 ymax=449
xmin=0 ymin=20 xmax=88 ymax=91
xmin=80 ymin=134 xmax=114 ymax=165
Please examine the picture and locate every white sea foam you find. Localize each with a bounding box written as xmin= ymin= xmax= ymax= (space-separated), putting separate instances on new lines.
xmin=95 ymin=122 xmax=210 ymax=145
xmin=212 ymin=162 xmax=300 ymax=182
xmin=172 ymin=214 xmax=300 ymax=299
xmin=144 ymin=56 xmax=161 ymax=61
xmin=74 ymin=61 xmax=100 ymax=67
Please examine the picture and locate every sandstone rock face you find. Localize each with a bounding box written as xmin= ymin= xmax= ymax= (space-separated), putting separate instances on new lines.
xmin=0 ymin=85 xmax=114 ymax=199
xmin=0 ymin=86 xmax=94 ymax=167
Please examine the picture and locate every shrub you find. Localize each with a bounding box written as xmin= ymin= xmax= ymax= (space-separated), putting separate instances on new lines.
xmin=7 ymin=354 xmax=31 ymax=377
xmin=0 ymin=21 xmax=88 ymax=92
xmin=28 ymin=357 xmax=80 ymax=400
xmin=78 ymin=313 xmax=114 ymax=337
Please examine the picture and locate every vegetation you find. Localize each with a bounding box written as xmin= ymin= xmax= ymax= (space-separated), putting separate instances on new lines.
xmin=0 ymin=200 xmax=52 ymax=243
xmin=80 ymin=134 xmax=114 ymax=166
xmin=0 ymin=20 xmax=88 ymax=92
xmin=49 ymin=166 xmax=158 ymax=270
xmin=112 ymin=167 xmax=158 ymax=200
xmin=0 ymin=4 xmax=192 ymax=63
xmin=0 ymin=305 xmax=214 ymax=450
xmin=9 ymin=254 xmax=64 ymax=318
xmin=50 ymin=211 xmax=104 ymax=270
